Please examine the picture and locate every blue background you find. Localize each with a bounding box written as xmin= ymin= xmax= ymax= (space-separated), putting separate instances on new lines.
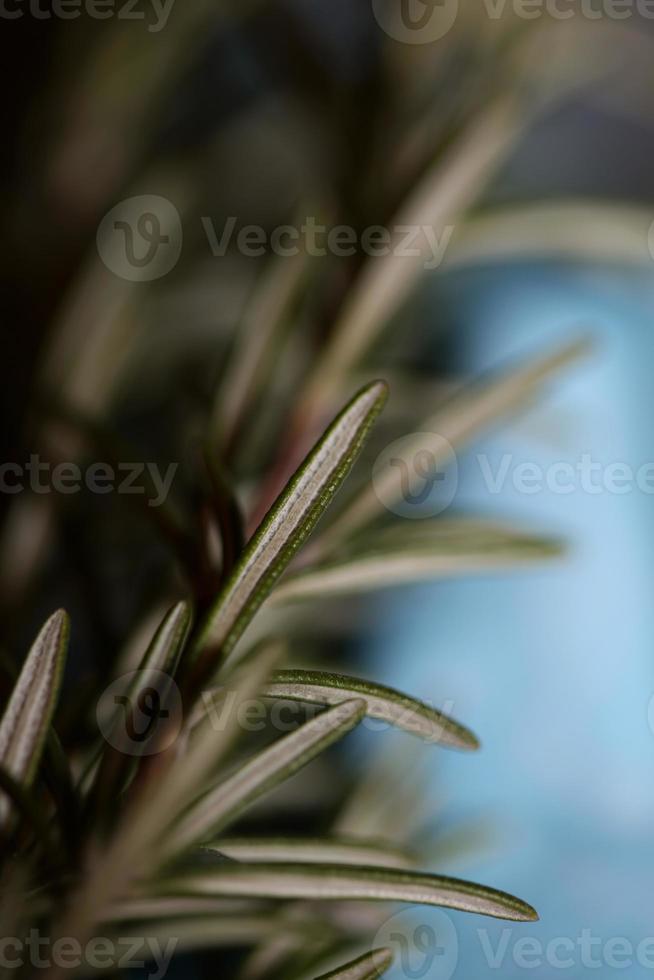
xmin=368 ymin=262 xmax=654 ymax=977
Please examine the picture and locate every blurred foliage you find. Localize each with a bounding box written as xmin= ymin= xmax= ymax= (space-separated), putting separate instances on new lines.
xmin=0 ymin=2 xmax=653 ymax=976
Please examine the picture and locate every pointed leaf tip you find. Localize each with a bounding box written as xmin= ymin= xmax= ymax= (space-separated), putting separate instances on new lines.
xmin=192 ymin=381 xmax=388 ymax=674
xmin=261 ymin=670 xmax=479 ymax=750
xmin=149 ymin=862 xmax=538 ymax=922
xmin=0 ymin=609 xmax=69 ymax=823
xmin=314 ymin=947 xmax=394 ymax=980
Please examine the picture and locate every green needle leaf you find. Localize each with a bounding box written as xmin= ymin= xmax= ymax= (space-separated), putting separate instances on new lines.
xmin=170 ymin=699 xmax=366 ymax=851
xmin=260 ymin=670 xmax=479 ymax=750
xmin=140 ymin=599 xmax=193 ymax=675
xmin=0 ymin=609 xmax=69 ymax=824
xmin=191 ymin=381 xmax=388 ymax=678
xmin=148 ymin=862 xmax=539 ymax=921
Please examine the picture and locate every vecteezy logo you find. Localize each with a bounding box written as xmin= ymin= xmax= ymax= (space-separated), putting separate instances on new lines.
xmin=97 ymin=195 xmax=182 ymax=281
xmin=373 ymin=908 xmax=458 ymax=980
xmin=372 ymin=432 xmax=458 ymax=518
xmin=371 ymin=0 xmax=459 ymax=44
xmin=96 ymin=669 xmax=183 ymax=756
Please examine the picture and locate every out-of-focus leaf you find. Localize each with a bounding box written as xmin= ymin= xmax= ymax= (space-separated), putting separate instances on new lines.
xmin=44 ymin=730 xmax=83 ymax=857
xmin=0 ymin=861 xmax=32 ymax=966
xmin=334 ymin=740 xmax=430 ymax=843
xmin=40 ymin=400 xmax=195 ymax=580
xmin=106 ymin=896 xmax=270 ymax=921
xmin=213 ymin=248 xmax=311 ymax=451
xmin=274 ymin=523 xmax=563 ymax=601
xmin=0 ymin=765 xmax=57 ymax=855
xmin=205 ymin=837 xmax=415 ymax=869
xmin=145 ymin=640 xmax=283 ymax=847
xmin=313 ymin=948 xmax=394 ymax=980
xmin=0 ymin=610 xmax=69 ymax=824
xmin=448 ymin=200 xmax=654 ymax=270
xmin=237 ymin=913 xmax=338 ymax=980
xmin=321 ymin=338 xmax=589 ymax=544
xmin=170 ymin=700 xmax=366 ymax=852
xmin=259 ymin=670 xmax=479 ymax=750
xmin=190 ymin=382 xmax=388 ymax=680
xmin=203 ymin=450 xmax=245 ymax=580
xmin=297 ymin=96 xmax=521 ymax=422
xmin=148 ymin=862 xmax=539 ymax=921
xmin=106 ymin=915 xmax=310 ymax=950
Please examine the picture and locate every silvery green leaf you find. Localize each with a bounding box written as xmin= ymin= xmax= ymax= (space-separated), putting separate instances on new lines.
xmin=170 ymin=699 xmax=366 ymax=851
xmin=0 ymin=610 xmax=69 ymax=823
xmin=149 ymin=862 xmax=538 ymax=921
xmin=313 ymin=948 xmax=394 ymax=980
xmin=191 ymin=381 xmax=388 ymax=676
xmin=204 ymin=836 xmax=415 ymax=869
xmin=141 ymin=599 xmax=193 ymax=674
xmin=260 ymin=670 xmax=479 ymax=750
xmin=272 ymin=524 xmax=563 ymax=601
